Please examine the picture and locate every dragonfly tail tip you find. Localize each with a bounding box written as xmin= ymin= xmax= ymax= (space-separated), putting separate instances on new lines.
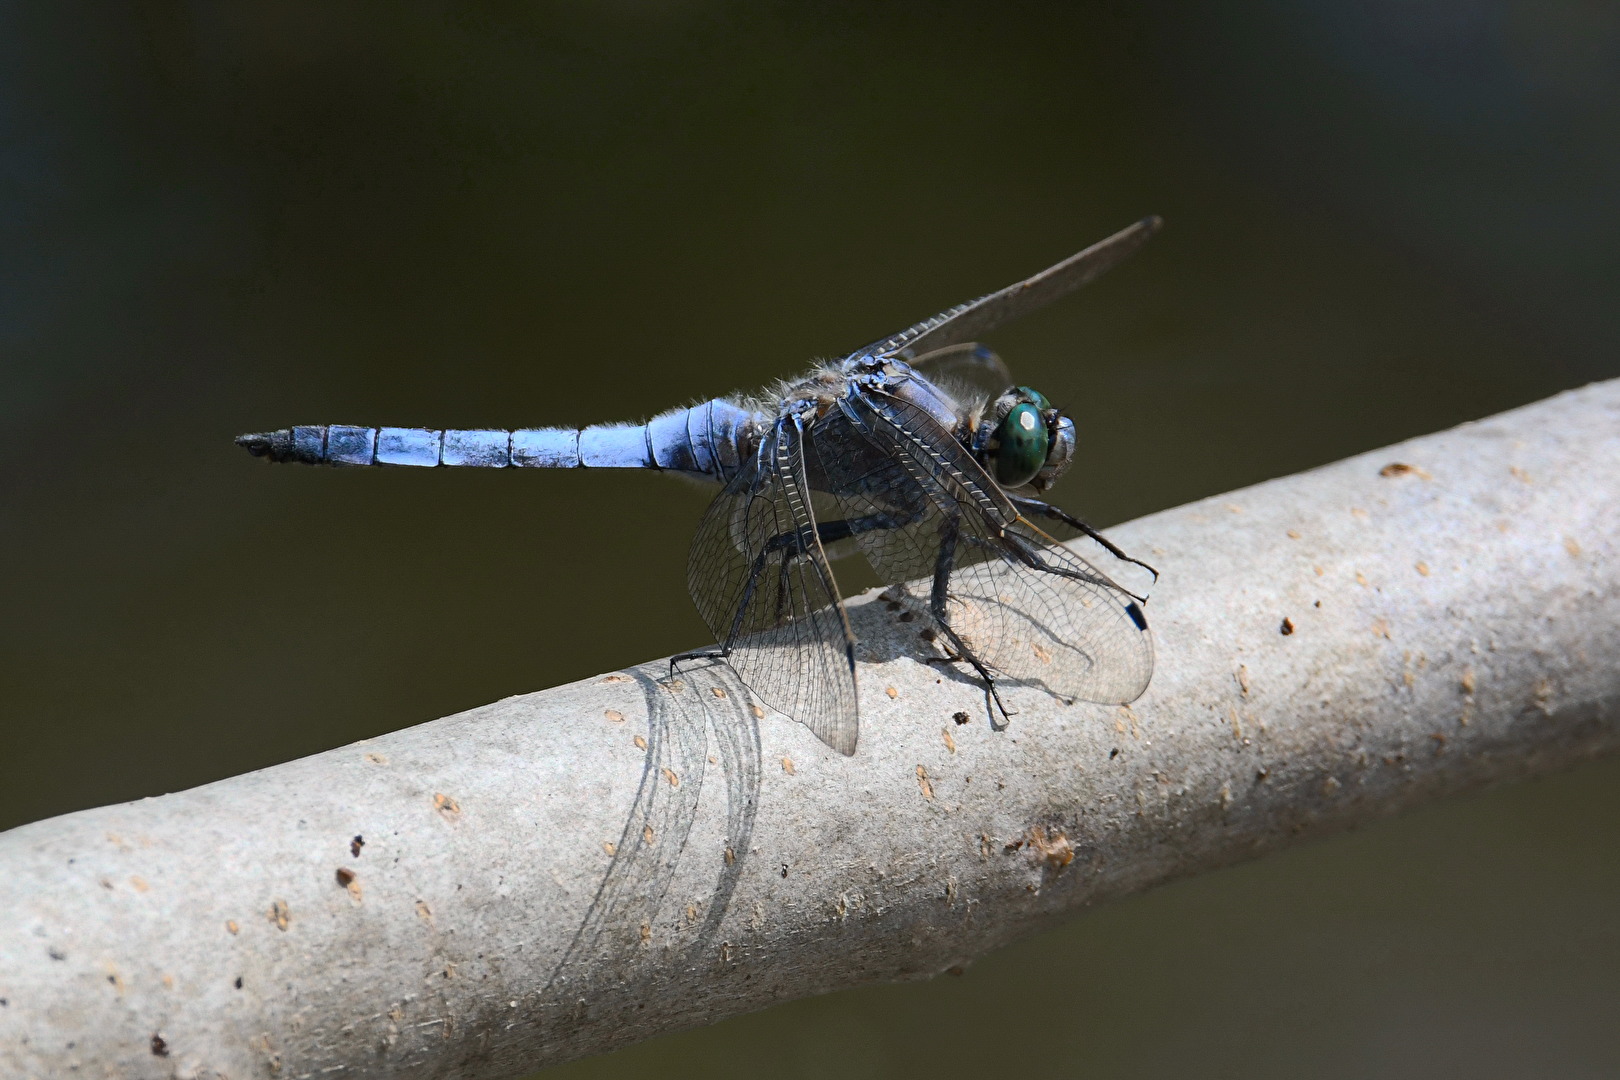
xmin=235 ymin=431 xmax=275 ymax=458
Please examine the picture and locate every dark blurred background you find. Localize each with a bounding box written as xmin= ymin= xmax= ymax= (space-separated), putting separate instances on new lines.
xmin=3 ymin=2 xmax=1617 ymax=1076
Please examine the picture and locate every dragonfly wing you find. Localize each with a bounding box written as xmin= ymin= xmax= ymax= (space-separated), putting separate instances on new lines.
xmin=905 ymin=343 xmax=1013 ymax=399
xmin=953 ymin=518 xmax=1156 ymax=704
xmin=854 ymin=216 xmax=1161 ymax=361
xmin=822 ymin=389 xmax=1154 ymax=706
xmin=687 ymin=416 xmax=860 ymax=755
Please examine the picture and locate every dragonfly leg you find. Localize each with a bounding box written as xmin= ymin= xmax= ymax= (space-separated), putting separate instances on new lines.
xmin=669 ymin=649 xmax=726 ymax=679
xmin=688 ymin=511 xmax=912 ymax=674
xmin=1008 ymin=495 xmax=1159 ymax=582
xmin=773 ymin=556 xmax=793 ymax=624
xmin=927 ymin=508 xmax=1014 ymax=730
xmin=1000 ymin=527 xmax=1140 ymax=603
xmin=801 ymin=508 xmax=919 ymax=546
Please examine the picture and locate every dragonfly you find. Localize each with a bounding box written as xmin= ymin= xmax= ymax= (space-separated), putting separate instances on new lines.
xmin=238 ymin=217 xmax=1162 ymax=755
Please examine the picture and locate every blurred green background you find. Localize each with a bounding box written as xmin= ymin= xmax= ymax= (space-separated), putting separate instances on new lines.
xmin=3 ymin=2 xmax=1617 ymax=1076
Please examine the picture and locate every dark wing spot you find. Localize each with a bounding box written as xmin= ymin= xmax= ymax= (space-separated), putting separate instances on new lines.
xmin=1125 ymin=602 xmax=1148 ymax=631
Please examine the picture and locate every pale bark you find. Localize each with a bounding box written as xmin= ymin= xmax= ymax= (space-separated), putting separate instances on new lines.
xmin=2 ymin=381 xmax=1617 ymax=1080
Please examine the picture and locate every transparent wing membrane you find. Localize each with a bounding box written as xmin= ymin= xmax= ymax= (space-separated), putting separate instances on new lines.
xmin=821 ymin=389 xmax=1153 ymax=707
xmin=855 ymin=217 xmax=1161 ymax=361
xmin=905 ymin=343 xmax=1013 ymax=399
xmin=686 ymin=417 xmax=860 ymax=754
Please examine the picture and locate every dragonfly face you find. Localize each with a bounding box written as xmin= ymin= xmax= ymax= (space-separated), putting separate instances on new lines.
xmin=237 ymin=217 xmax=1164 ymax=755
xmin=976 ymin=385 xmax=1074 ymax=492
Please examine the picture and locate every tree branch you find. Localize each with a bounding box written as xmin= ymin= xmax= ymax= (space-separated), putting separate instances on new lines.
xmin=3 ymin=382 xmax=1617 ymax=1080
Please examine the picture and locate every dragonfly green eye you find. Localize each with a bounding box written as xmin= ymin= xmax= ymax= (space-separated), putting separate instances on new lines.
xmin=1016 ymin=386 xmax=1051 ymax=412
xmin=992 ymin=402 xmax=1049 ymax=488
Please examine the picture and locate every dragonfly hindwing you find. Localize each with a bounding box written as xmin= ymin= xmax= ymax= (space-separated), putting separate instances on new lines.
xmin=686 ymin=416 xmax=859 ymax=755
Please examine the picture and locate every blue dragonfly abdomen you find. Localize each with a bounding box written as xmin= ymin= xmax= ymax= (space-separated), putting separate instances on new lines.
xmin=236 ymin=398 xmax=764 ymax=482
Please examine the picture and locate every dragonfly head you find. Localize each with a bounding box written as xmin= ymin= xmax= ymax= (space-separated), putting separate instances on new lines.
xmin=978 ymin=386 xmax=1074 ymax=491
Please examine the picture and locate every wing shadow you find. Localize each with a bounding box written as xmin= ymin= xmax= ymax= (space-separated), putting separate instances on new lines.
xmin=544 ymin=659 xmax=760 ymax=999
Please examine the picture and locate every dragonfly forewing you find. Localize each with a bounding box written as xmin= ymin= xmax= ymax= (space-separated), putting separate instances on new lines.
xmin=820 ymin=386 xmax=1154 ymax=708
xmin=856 ymin=216 xmax=1162 ymax=361
xmin=906 ymin=343 xmax=1014 ymax=400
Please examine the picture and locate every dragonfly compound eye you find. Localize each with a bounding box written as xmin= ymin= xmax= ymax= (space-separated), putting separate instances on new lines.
xmin=992 ymin=402 xmax=1049 ymax=488
xmin=1015 ymin=385 xmax=1052 ymax=412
